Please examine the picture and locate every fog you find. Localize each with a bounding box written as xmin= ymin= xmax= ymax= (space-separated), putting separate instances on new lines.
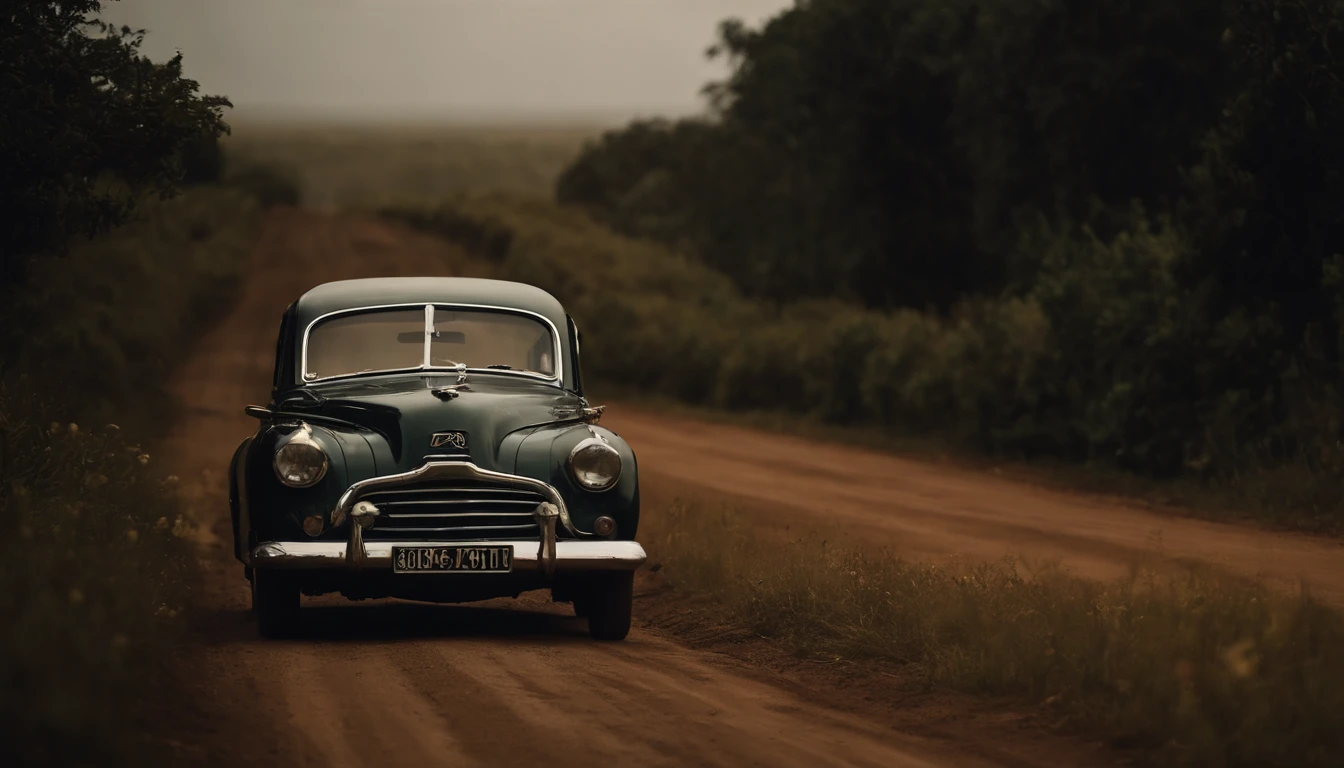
xmin=100 ymin=0 xmax=792 ymax=122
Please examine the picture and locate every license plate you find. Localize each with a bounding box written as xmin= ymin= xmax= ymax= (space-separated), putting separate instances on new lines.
xmin=392 ymin=546 xmax=513 ymax=574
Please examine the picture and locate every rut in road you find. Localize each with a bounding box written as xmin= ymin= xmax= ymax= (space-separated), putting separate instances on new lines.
xmin=163 ymin=209 xmax=1109 ymax=768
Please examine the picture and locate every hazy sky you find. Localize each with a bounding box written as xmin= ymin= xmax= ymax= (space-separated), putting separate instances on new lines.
xmin=100 ymin=0 xmax=792 ymax=121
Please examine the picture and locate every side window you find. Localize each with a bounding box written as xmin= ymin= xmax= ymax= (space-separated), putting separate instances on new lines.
xmin=566 ymin=314 xmax=584 ymax=396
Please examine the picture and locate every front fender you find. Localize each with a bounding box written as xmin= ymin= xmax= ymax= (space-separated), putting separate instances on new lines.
xmin=514 ymin=422 xmax=640 ymax=539
xmin=240 ymin=421 xmax=380 ymax=559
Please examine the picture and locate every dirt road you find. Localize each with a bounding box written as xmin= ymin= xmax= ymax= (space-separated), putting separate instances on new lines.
xmin=611 ymin=412 xmax=1344 ymax=604
xmin=160 ymin=209 xmax=1339 ymax=767
xmin=166 ymin=210 xmax=1106 ymax=768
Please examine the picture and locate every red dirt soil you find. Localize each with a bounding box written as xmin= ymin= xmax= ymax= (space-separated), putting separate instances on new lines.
xmin=613 ymin=410 xmax=1344 ymax=604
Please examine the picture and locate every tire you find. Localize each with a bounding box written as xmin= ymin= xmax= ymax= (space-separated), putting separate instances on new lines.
xmin=252 ymin=568 xmax=300 ymax=638
xmin=572 ymin=596 xmax=591 ymax=618
xmin=585 ymin=572 xmax=633 ymax=641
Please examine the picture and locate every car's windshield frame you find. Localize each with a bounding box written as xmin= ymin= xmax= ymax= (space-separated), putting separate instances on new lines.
xmin=298 ymin=302 xmax=565 ymax=387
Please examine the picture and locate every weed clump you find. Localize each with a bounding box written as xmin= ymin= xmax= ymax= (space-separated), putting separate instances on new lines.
xmin=643 ymin=500 xmax=1344 ymax=767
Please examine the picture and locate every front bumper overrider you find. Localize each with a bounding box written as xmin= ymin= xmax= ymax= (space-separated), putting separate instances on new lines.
xmin=252 ymin=460 xmax=645 ymax=576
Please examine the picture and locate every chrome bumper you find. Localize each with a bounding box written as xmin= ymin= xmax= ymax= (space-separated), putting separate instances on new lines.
xmin=251 ymin=539 xmax=648 ymax=572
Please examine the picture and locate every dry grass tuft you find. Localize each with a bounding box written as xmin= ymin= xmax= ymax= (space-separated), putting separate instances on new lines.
xmin=642 ymin=500 xmax=1344 ymax=766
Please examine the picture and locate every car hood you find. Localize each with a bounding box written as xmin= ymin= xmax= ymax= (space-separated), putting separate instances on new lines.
xmin=291 ymin=374 xmax=585 ymax=472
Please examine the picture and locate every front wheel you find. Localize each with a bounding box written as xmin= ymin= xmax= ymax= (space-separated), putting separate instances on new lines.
xmin=585 ymin=572 xmax=633 ymax=641
xmin=252 ymin=568 xmax=300 ymax=638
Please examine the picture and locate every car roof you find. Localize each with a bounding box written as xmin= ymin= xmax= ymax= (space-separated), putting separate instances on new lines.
xmin=292 ymin=277 xmax=569 ymax=331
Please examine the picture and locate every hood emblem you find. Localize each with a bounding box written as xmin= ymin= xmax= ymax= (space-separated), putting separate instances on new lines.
xmin=430 ymin=431 xmax=468 ymax=451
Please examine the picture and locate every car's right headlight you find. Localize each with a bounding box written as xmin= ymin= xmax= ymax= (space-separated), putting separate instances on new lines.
xmin=568 ymin=436 xmax=621 ymax=492
xmin=274 ymin=430 xmax=328 ymax=487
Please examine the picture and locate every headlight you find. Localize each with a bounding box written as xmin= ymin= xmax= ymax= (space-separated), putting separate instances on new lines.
xmin=568 ymin=436 xmax=621 ymax=492
xmin=274 ymin=430 xmax=328 ymax=487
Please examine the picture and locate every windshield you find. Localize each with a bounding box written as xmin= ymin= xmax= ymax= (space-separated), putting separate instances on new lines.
xmin=304 ymin=305 xmax=557 ymax=382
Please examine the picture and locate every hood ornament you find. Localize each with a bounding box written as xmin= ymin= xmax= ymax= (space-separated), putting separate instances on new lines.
xmin=430 ymin=364 xmax=470 ymax=400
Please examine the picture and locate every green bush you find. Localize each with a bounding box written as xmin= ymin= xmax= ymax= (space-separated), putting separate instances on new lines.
xmin=5 ymin=188 xmax=260 ymax=424
xmin=786 ymin=301 xmax=887 ymax=423
xmin=0 ymin=406 xmax=193 ymax=767
xmin=714 ymin=320 xmax=808 ymax=412
xmin=0 ymin=187 xmax=259 ymax=766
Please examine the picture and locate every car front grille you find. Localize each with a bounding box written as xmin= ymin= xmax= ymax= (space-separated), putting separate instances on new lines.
xmin=359 ymin=481 xmax=547 ymax=541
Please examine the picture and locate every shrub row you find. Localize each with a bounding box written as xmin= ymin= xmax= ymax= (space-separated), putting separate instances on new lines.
xmin=382 ymin=198 xmax=1344 ymax=529
xmin=0 ymin=187 xmax=261 ymax=766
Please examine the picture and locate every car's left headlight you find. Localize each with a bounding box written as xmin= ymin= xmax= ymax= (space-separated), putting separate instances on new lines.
xmin=568 ymin=436 xmax=621 ymax=492
xmin=274 ymin=430 xmax=328 ymax=487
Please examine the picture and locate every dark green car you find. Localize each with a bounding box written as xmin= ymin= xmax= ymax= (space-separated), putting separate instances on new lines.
xmin=229 ymin=277 xmax=644 ymax=640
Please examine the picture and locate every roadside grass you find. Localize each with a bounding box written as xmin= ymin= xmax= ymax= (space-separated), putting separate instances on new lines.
xmin=641 ymin=500 xmax=1344 ymax=767
xmin=0 ymin=404 xmax=195 ymax=767
xmin=0 ymin=186 xmax=262 ymax=766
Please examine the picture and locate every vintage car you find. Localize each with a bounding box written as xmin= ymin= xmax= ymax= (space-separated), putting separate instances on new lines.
xmin=228 ymin=277 xmax=645 ymax=640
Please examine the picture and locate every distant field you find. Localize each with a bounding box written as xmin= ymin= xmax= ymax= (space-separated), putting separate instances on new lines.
xmin=223 ymin=121 xmax=600 ymax=206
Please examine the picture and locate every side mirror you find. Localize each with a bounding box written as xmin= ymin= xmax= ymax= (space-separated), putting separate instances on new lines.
xmin=244 ymin=405 xmax=273 ymax=420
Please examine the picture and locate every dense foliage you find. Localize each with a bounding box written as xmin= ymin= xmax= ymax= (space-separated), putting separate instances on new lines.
xmin=384 ymin=186 xmax=1328 ymax=530
xmin=0 ymin=0 xmax=230 ymax=287
xmin=0 ymin=3 xmax=259 ymax=765
xmin=554 ymin=0 xmax=1344 ymax=509
xmin=0 ymin=188 xmax=260 ymax=768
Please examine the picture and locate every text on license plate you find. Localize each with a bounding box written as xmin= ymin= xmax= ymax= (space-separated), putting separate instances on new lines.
xmin=392 ymin=546 xmax=513 ymax=573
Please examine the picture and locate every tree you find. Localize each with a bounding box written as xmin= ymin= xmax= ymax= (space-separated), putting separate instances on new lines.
xmin=0 ymin=0 xmax=231 ymax=286
xmin=556 ymin=0 xmax=1237 ymax=312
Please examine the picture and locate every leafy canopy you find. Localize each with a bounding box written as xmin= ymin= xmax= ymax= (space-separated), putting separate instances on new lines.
xmin=0 ymin=0 xmax=231 ymax=285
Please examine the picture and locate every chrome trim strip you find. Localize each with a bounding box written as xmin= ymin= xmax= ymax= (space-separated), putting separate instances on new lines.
xmin=251 ymin=540 xmax=647 ymax=572
xmin=380 ymin=500 xmax=539 ymax=508
xmin=385 ymin=511 xmax=537 ymax=518
xmin=298 ymin=302 xmax=565 ymax=387
xmin=363 ymin=486 xmax=526 ymax=497
xmin=372 ymin=523 xmax=538 ymax=533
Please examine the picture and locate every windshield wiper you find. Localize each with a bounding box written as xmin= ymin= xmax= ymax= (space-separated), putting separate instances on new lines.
xmin=484 ymin=364 xmax=551 ymax=375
